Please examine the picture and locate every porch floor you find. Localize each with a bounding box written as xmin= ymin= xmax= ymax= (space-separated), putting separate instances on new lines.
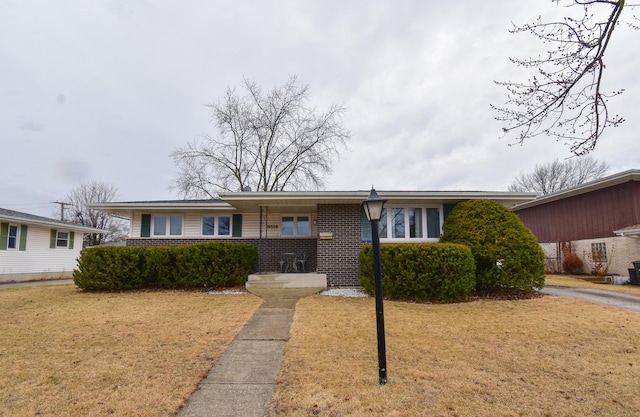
xmin=246 ymin=273 xmax=327 ymax=290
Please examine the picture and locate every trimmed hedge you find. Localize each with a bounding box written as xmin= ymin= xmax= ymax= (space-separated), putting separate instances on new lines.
xmin=440 ymin=199 xmax=545 ymax=293
xmin=73 ymin=242 xmax=258 ymax=291
xmin=360 ymin=243 xmax=476 ymax=302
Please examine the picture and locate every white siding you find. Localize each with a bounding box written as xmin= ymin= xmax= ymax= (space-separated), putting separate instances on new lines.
xmin=0 ymin=224 xmax=83 ymax=282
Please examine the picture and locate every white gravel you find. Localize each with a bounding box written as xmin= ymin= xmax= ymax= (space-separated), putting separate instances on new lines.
xmin=320 ymin=287 xmax=369 ymax=298
xmin=208 ymin=289 xmax=247 ymax=295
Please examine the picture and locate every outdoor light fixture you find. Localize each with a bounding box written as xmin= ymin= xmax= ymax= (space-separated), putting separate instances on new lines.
xmin=362 ymin=187 xmax=388 ymax=385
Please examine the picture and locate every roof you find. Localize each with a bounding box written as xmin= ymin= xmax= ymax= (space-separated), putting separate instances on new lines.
xmin=89 ymin=190 xmax=537 ymax=216
xmin=512 ymin=169 xmax=640 ymax=211
xmin=0 ymin=208 xmax=103 ymax=233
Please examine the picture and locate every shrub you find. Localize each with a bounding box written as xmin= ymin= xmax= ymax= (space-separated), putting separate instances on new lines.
xmin=440 ymin=199 xmax=545 ymax=294
xmin=360 ymin=243 xmax=476 ymax=302
xmin=73 ymin=242 xmax=257 ymax=291
xmin=561 ymin=252 xmax=584 ymax=275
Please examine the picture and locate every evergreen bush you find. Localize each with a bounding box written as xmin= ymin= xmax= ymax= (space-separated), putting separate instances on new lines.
xmin=440 ymin=199 xmax=545 ymax=293
xmin=360 ymin=242 xmax=476 ymax=302
xmin=73 ymin=242 xmax=257 ymax=291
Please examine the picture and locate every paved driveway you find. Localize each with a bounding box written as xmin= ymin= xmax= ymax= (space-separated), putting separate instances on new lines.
xmin=540 ymin=286 xmax=640 ymax=313
xmin=0 ymin=279 xmax=74 ymax=290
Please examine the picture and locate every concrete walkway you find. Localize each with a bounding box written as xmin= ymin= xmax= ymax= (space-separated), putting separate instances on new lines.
xmin=0 ymin=278 xmax=74 ymax=289
xmin=176 ymin=287 xmax=323 ymax=417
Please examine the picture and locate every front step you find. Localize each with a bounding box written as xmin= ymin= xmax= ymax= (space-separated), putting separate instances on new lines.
xmin=246 ymin=273 xmax=327 ymax=289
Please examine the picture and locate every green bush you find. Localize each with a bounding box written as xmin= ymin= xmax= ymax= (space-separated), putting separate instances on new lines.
xmin=73 ymin=242 xmax=257 ymax=291
xmin=360 ymin=243 xmax=476 ymax=302
xmin=439 ymin=199 xmax=545 ymax=293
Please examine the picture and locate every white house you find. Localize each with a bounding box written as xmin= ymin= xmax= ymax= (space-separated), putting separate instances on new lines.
xmin=0 ymin=208 xmax=101 ymax=283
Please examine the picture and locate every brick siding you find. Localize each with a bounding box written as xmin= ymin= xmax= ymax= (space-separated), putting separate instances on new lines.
xmin=316 ymin=204 xmax=365 ymax=287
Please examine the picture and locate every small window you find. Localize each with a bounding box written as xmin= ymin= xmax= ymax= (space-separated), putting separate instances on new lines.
xmin=56 ymin=231 xmax=69 ymax=248
xmin=7 ymin=225 xmax=18 ymax=249
xmin=153 ymin=215 xmax=183 ymax=236
xmin=591 ymin=242 xmax=607 ymax=263
xmin=281 ymin=216 xmax=311 ymax=237
xmin=202 ymin=216 xmax=231 ymax=236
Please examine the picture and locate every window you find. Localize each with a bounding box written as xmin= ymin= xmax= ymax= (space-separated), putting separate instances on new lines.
xmin=591 ymin=242 xmax=607 ymax=263
xmin=7 ymin=225 xmax=18 ymax=249
xmin=56 ymin=231 xmax=69 ymax=248
xmin=376 ymin=206 xmax=441 ymax=241
xmin=202 ymin=216 xmax=231 ymax=236
xmin=281 ymin=216 xmax=311 ymax=237
xmin=153 ymin=215 xmax=183 ymax=236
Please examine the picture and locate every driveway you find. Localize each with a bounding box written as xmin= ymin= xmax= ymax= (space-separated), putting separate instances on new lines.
xmin=540 ymin=286 xmax=640 ymax=313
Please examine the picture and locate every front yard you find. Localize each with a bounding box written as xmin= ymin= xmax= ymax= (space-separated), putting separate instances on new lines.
xmin=2 ymin=277 xmax=640 ymax=416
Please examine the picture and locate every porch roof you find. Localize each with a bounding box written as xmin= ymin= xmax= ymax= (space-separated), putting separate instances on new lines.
xmin=218 ymin=190 xmax=537 ymax=213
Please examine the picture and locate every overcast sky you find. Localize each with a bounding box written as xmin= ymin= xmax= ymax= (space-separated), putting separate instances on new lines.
xmin=2 ymin=0 xmax=639 ymax=217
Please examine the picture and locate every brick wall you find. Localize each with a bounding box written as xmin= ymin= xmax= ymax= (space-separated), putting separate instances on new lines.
xmin=317 ymin=204 xmax=364 ymax=287
xmin=126 ymin=237 xmax=317 ymax=273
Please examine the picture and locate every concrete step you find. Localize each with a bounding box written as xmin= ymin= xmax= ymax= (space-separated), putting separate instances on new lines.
xmin=246 ymin=273 xmax=327 ymax=289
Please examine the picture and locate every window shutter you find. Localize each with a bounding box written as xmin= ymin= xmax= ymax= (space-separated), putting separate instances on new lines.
xmin=69 ymin=231 xmax=75 ymax=249
xmin=141 ymin=214 xmax=151 ymax=237
xmin=0 ymin=222 xmax=8 ymax=250
xmin=360 ymin=206 xmax=372 ymax=242
xmin=50 ymin=229 xmax=57 ymax=248
xmin=443 ymin=203 xmax=458 ymax=223
xmin=232 ymin=214 xmax=242 ymax=237
xmin=19 ymin=225 xmax=28 ymax=251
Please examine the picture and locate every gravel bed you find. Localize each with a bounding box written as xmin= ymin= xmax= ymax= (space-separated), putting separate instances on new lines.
xmin=320 ymin=287 xmax=369 ymax=298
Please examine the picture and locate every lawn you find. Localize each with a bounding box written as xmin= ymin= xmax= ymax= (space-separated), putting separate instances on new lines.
xmin=271 ymin=286 xmax=640 ymax=416
xmin=0 ymin=285 xmax=262 ymax=416
xmin=2 ymin=278 xmax=640 ymax=417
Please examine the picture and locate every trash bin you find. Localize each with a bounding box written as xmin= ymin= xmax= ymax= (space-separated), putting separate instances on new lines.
xmin=631 ymin=261 xmax=640 ymax=285
xmin=629 ymin=268 xmax=638 ymax=286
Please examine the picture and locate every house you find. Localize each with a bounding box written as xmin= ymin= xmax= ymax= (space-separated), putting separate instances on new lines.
xmin=90 ymin=190 xmax=535 ymax=287
xmin=512 ymin=169 xmax=640 ymax=278
xmin=0 ymin=208 xmax=103 ymax=283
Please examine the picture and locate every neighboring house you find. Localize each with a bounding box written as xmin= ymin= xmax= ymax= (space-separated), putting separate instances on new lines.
xmin=90 ymin=191 xmax=535 ymax=287
xmin=512 ymin=169 xmax=640 ymax=278
xmin=0 ymin=208 xmax=101 ymax=283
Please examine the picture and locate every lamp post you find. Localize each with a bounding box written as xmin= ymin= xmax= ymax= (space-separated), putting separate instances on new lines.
xmin=362 ymin=187 xmax=388 ymax=385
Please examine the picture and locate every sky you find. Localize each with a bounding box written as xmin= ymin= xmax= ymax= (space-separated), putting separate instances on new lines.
xmin=2 ymin=0 xmax=639 ymax=217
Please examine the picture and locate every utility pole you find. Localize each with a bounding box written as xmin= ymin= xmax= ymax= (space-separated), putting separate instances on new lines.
xmin=52 ymin=201 xmax=71 ymax=221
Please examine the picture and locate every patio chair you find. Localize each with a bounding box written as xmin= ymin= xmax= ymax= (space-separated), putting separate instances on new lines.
xmin=296 ymin=251 xmax=309 ymax=272
xmin=275 ymin=254 xmax=285 ymax=273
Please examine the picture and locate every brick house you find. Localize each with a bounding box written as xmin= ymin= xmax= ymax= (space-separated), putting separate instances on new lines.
xmin=90 ymin=190 xmax=535 ymax=287
xmin=512 ymin=169 xmax=640 ymax=278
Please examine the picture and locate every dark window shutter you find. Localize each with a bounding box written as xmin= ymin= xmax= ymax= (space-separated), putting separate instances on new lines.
xmin=69 ymin=231 xmax=75 ymax=249
xmin=0 ymin=222 xmax=8 ymax=251
xmin=19 ymin=225 xmax=28 ymax=251
xmin=360 ymin=206 xmax=372 ymax=242
xmin=443 ymin=203 xmax=458 ymax=223
xmin=232 ymin=214 xmax=242 ymax=237
xmin=50 ymin=229 xmax=57 ymax=248
xmin=141 ymin=214 xmax=151 ymax=237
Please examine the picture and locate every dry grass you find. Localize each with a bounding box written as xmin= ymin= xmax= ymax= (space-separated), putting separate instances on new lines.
xmin=546 ymin=274 xmax=640 ymax=295
xmin=0 ymin=285 xmax=262 ymax=416
xmin=272 ymin=294 xmax=640 ymax=416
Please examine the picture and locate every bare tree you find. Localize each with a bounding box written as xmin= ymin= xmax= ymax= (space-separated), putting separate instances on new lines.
xmin=493 ymin=0 xmax=638 ymax=155
xmin=508 ymin=156 xmax=610 ymax=194
xmin=54 ymin=181 xmax=129 ymax=246
xmin=171 ymin=75 xmax=351 ymax=198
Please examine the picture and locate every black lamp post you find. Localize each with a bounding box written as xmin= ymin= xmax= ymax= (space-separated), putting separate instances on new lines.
xmin=362 ymin=187 xmax=388 ymax=385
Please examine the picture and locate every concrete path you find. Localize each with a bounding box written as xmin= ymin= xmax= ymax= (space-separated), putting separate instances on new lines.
xmin=540 ymin=286 xmax=640 ymax=313
xmin=176 ymin=287 xmax=323 ymax=417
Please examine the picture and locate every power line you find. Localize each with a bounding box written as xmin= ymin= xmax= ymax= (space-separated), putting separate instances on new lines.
xmin=52 ymin=201 xmax=71 ymax=221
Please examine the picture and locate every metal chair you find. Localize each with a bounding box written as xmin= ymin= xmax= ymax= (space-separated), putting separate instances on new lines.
xmin=276 ymin=254 xmax=285 ymax=273
xmin=296 ymin=251 xmax=309 ymax=272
